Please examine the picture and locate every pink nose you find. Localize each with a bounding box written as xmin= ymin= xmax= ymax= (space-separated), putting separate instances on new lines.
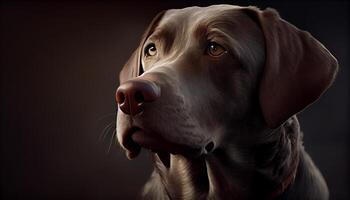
xmin=116 ymin=79 xmax=160 ymax=115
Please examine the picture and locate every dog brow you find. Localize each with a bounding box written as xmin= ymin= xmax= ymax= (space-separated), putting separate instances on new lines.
xmin=193 ymin=24 xmax=208 ymax=39
xmin=148 ymin=26 xmax=175 ymax=53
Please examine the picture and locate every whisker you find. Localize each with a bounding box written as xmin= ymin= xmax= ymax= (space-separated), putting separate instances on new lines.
xmin=99 ymin=122 xmax=114 ymax=141
xmin=107 ymin=129 xmax=117 ymax=154
xmin=97 ymin=111 xmax=118 ymax=153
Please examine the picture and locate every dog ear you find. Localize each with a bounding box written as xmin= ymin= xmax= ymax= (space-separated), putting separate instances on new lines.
xmin=119 ymin=11 xmax=166 ymax=84
xmin=243 ymin=7 xmax=338 ymax=128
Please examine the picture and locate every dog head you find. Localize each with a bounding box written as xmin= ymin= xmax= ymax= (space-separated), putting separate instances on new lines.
xmin=115 ymin=5 xmax=338 ymax=161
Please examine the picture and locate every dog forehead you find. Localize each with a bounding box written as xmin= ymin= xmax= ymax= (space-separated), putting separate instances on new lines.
xmin=157 ymin=5 xmax=248 ymax=31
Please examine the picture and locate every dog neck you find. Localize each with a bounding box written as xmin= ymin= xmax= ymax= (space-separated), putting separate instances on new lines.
xmin=144 ymin=116 xmax=301 ymax=199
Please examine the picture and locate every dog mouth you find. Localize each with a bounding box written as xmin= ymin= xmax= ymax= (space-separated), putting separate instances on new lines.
xmin=122 ymin=127 xmax=142 ymax=160
xmin=121 ymin=126 xmax=205 ymax=168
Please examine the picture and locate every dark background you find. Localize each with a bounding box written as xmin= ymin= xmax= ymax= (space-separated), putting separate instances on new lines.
xmin=1 ymin=0 xmax=349 ymax=199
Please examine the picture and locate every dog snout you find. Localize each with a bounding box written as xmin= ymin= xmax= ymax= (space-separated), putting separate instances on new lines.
xmin=116 ymin=79 xmax=161 ymax=115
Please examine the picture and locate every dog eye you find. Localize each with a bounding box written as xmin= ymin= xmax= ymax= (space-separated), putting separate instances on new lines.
xmin=207 ymin=42 xmax=226 ymax=57
xmin=145 ymin=43 xmax=157 ymax=57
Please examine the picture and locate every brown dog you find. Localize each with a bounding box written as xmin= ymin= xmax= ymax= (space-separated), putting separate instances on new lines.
xmin=115 ymin=5 xmax=338 ymax=199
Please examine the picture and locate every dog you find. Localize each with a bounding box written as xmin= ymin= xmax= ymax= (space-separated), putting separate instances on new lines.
xmin=115 ymin=5 xmax=338 ymax=200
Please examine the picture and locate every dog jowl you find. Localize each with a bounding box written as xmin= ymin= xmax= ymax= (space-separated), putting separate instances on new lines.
xmin=115 ymin=5 xmax=338 ymax=200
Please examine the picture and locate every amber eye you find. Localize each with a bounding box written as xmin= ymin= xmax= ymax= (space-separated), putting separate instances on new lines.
xmin=145 ymin=43 xmax=157 ymax=57
xmin=207 ymin=42 xmax=226 ymax=57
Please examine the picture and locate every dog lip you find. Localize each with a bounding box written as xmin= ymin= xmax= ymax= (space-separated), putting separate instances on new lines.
xmin=123 ymin=126 xmax=205 ymax=160
xmin=129 ymin=127 xmax=203 ymax=156
xmin=122 ymin=127 xmax=142 ymax=160
xmin=131 ymin=129 xmax=197 ymax=155
xmin=131 ymin=130 xmax=170 ymax=152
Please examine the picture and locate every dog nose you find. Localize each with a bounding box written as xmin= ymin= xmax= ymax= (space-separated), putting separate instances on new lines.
xmin=116 ymin=79 xmax=161 ymax=115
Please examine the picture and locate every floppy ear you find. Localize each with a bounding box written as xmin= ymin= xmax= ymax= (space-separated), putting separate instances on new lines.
xmin=119 ymin=11 xmax=166 ymax=84
xmin=243 ymin=7 xmax=339 ymax=128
